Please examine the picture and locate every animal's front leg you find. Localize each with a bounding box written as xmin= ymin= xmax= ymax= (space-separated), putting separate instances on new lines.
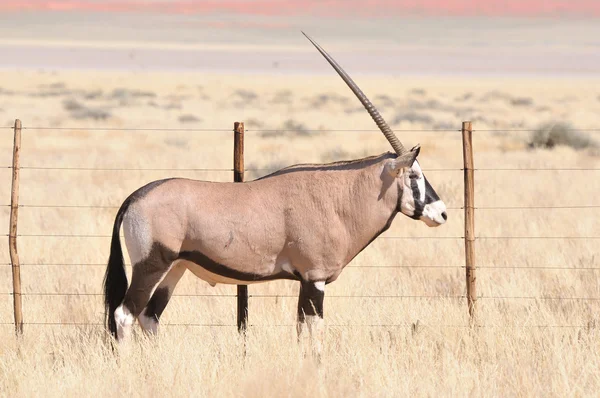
xmin=297 ymin=280 xmax=325 ymax=361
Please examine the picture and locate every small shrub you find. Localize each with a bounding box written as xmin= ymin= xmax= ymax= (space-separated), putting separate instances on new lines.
xmin=245 ymin=117 xmax=264 ymax=128
xmin=528 ymin=122 xmax=597 ymax=150
xmin=163 ymin=102 xmax=182 ymax=110
xmin=270 ymin=90 xmax=293 ymax=105
xmin=321 ymin=147 xmax=351 ymax=163
xmin=306 ymin=93 xmax=349 ymax=109
xmin=63 ymin=98 xmax=84 ymax=111
xmin=391 ymin=111 xmax=434 ymax=125
xmin=83 ymin=90 xmax=103 ymax=100
xmin=72 ymin=108 xmax=111 ymax=120
xmin=44 ymin=82 xmax=66 ymax=90
xmin=409 ymin=88 xmax=426 ymax=96
xmin=234 ymin=90 xmax=258 ymax=102
xmin=374 ymin=94 xmax=395 ymax=108
xmin=0 ymin=87 xmax=15 ymax=96
xmin=511 ymin=97 xmax=533 ymax=106
xmin=178 ymin=114 xmax=202 ymax=123
xmin=63 ymin=98 xmax=110 ymax=120
xmin=111 ymin=88 xmax=156 ymax=99
xmin=259 ymin=119 xmax=310 ymax=138
xmin=455 ymin=92 xmax=473 ymax=102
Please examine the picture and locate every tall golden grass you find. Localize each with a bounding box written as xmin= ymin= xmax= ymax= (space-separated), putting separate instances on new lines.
xmin=1 ymin=71 xmax=599 ymax=396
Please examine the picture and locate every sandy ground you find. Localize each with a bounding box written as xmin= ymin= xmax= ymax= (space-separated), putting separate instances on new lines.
xmin=0 ymin=70 xmax=599 ymax=396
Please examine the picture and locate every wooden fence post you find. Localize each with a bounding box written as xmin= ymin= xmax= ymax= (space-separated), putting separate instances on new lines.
xmin=234 ymin=121 xmax=249 ymax=334
xmin=9 ymin=119 xmax=23 ymax=335
xmin=461 ymin=121 xmax=477 ymax=322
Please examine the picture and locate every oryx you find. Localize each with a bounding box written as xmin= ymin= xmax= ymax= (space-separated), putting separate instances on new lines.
xmin=103 ymin=33 xmax=447 ymax=349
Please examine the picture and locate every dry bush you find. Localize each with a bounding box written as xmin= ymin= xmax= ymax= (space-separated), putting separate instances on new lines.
xmin=528 ymin=122 xmax=597 ymax=150
xmin=62 ymin=98 xmax=111 ymax=120
xmin=178 ymin=114 xmax=202 ymax=123
xmin=259 ymin=119 xmax=311 ymax=138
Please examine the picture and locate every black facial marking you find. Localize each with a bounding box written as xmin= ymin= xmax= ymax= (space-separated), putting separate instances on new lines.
xmin=410 ymin=178 xmax=425 ymax=220
xmin=403 ymin=174 xmax=441 ymax=220
xmin=297 ymin=281 xmax=325 ymax=320
xmin=177 ymin=250 xmax=300 ymax=282
xmin=424 ymin=178 xmax=440 ymax=202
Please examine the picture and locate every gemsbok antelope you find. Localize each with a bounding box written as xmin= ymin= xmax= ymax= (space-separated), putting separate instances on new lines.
xmin=104 ymin=33 xmax=448 ymax=349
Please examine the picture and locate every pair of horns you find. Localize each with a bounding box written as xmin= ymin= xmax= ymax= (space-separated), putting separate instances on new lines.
xmin=303 ymin=32 xmax=408 ymax=156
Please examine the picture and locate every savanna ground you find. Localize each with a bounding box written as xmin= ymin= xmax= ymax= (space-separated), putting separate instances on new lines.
xmin=1 ymin=70 xmax=600 ymax=396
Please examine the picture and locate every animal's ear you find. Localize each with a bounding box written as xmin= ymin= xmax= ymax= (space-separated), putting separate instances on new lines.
xmin=387 ymin=144 xmax=421 ymax=176
xmin=410 ymin=144 xmax=421 ymax=158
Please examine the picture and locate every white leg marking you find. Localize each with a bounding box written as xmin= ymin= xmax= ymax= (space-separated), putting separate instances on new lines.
xmin=314 ymin=281 xmax=325 ymax=292
xmin=114 ymin=304 xmax=135 ymax=342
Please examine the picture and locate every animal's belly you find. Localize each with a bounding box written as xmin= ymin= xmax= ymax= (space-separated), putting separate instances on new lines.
xmin=183 ymin=261 xmax=259 ymax=285
xmin=179 ymin=258 xmax=298 ymax=286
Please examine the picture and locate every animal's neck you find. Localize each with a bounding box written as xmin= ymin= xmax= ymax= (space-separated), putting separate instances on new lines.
xmin=339 ymin=162 xmax=400 ymax=264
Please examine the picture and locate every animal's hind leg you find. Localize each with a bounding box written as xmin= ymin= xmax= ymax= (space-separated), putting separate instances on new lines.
xmin=138 ymin=262 xmax=186 ymax=334
xmin=296 ymin=280 xmax=325 ymax=359
xmin=114 ymin=245 xmax=176 ymax=342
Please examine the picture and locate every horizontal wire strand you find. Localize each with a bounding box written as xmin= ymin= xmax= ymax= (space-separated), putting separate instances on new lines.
xmin=7 ymin=234 xmax=599 ymax=239
xmin=20 ymin=167 xmax=233 ymax=172
xmin=4 ymin=204 xmax=598 ymax=210
xmin=8 ymin=234 xmax=465 ymax=239
xmin=14 ymin=166 xmax=463 ymax=172
xmin=7 ymin=204 xmax=599 ymax=210
xmin=4 ymin=166 xmax=599 ymax=171
xmin=0 ymin=292 xmax=465 ymax=298
xmin=0 ymin=322 xmax=595 ymax=329
xmin=20 ymin=127 xmax=460 ymax=132
xmin=2 ymin=292 xmax=600 ymax=301
xmin=473 ymin=129 xmax=600 ymax=132
xmin=476 ymin=168 xmax=600 ymax=171
xmin=7 ymin=126 xmax=600 ymax=132
xmin=0 ymin=264 xmax=598 ymax=271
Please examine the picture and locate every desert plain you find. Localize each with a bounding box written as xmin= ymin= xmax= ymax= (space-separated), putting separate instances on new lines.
xmin=0 ymin=61 xmax=599 ymax=396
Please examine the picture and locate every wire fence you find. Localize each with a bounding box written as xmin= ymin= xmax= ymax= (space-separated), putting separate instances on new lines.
xmin=5 ymin=125 xmax=600 ymax=132
xmin=2 ymin=122 xmax=600 ymax=332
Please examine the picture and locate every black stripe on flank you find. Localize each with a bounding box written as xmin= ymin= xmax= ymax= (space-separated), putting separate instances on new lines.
xmin=177 ymin=250 xmax=300 ymax=283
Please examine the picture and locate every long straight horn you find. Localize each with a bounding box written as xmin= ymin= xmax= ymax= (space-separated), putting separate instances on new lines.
xmin=302 ymin=31 xmax=407 ymax=155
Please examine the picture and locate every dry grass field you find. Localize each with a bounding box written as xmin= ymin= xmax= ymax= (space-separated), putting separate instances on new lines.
xmin=1 ymin=70 xmax=600 ymax=396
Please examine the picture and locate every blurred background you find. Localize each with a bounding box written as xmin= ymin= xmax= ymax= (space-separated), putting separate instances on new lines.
xmin=0 ymin=0 xmax=599 ymax=75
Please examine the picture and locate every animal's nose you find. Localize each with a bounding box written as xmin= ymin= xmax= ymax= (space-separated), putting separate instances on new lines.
xmin=441 ymin=212 xmax=447 ymax=221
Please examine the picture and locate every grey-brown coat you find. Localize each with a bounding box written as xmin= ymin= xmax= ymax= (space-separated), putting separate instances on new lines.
xmin=103 ymin=33 xmax=447 ymax=351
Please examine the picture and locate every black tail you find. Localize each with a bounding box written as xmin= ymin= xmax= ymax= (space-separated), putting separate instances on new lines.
xmin=103 ymin=199 xmax=131 ymax=339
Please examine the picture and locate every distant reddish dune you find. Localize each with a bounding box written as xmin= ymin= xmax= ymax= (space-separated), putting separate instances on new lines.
xmin=1 ymin=0 xmax=599 ymax=17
